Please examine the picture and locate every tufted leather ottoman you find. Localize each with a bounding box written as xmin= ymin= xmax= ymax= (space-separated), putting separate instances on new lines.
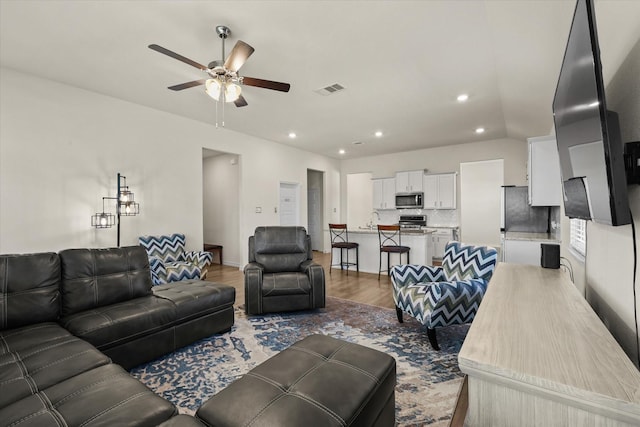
xmin=196 ymin=334 xmax=396 ymax=427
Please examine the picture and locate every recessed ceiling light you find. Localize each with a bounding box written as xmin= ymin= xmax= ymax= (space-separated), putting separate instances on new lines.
xmin=475 ymin=127 xmax=485 ymax=134
xmin=339 ymin=149 xmax=346 ymax=155
xmin=457 ymin=94 xmax=469 ymax=102
xmin=288 ymin=132 xmax=297 ymax=139
xmin=375 ymin=131 xmax=383 ymax=138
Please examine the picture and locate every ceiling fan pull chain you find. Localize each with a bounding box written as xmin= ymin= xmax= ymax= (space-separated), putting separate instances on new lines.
xmin=215 ymin=96 xmax=219 ymax=129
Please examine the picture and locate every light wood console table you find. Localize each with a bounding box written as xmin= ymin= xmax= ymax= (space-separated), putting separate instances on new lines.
xmin=458 ymin=263 xmax=640 ymax=426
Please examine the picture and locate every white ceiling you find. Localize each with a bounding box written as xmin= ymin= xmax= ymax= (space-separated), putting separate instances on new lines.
xmin=1 ymin=1 xmax=639 ymax=159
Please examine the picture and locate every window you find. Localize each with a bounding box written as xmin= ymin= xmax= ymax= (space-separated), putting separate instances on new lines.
xmin=570 ymin=218 xmax=587 ymax=258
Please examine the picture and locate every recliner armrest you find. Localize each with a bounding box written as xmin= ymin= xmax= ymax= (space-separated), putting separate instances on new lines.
xmin=244 ymin=262 xmax=264 ymax=315
xmin=300 ymin=260 xmax=325 ymax=309
xmin=244 ymin=262 xmax=264 ymax=273
xmin=300 ymin=260 xmax=319 ymax=274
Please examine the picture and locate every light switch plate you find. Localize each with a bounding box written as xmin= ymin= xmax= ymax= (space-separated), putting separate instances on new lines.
xmin=255 ymin=207 xmax=262 ymax=213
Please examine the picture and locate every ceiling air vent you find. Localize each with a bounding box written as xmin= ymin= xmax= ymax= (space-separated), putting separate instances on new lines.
xmin=314 ymin=83 xmax=345 ymax=96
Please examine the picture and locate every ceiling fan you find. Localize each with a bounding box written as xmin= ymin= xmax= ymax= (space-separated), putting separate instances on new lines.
xmin=149 ymin=25 xmax=290 ymax=108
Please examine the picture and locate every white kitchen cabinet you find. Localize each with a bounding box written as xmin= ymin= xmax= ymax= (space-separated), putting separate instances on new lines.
xmin=423 ymin=173 xmax=457 ymax=209
xmin=528 ymin=135 xmax=562 ymax=206
xmin=395 ymin=170 xmax=424 ymax=193
xmin=431 ymin=228 xmax=454 ymax=259
xmin=372 ymin=178 xmax=396 ymax=210
xmin=503 ymin=239 xmax=542 ymax=265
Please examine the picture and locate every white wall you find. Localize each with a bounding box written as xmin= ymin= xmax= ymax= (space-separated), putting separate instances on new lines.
xmin=346 ymin=172 xmax=373 ymax=228
xmin=203 ymin=153 xmax=240 ymax=266
xmin=460 ymin=159 xmax=504 ymax=247
xmin=0 ymin=68 xmax=341 ymax=268
xmin=576 ymin=37 xmax=640 ymax=363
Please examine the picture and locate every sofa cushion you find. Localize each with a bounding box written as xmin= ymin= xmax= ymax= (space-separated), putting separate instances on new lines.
xmin=153 ymin=280 xmax=235 ymax=322
xmin=0 ymin=363 xmax=177 ymax=426
xmin=261 ymin=272 xmax=311 ymax=296
xmin=59 ymin=296 xmax=176 ymax=350
xmin=59 ymin=246 xmax=153 ymax=316
xmin=0 ymin=323 xmax=110 ymax=408
xmin=0 ymin=252 xmax=60 ymax=329
xmin=158 ymin=415 xmax=206 ymax=427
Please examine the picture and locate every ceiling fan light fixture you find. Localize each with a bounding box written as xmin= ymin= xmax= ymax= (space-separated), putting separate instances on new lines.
xmin=224 ymin=82 xmax=242 ymax=102
xmin=205 ymin=78 xmax=222 ymax=101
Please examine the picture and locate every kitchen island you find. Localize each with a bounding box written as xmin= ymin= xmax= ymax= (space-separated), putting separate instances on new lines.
xmin=328 ymin=228 xmax=435 ymax=275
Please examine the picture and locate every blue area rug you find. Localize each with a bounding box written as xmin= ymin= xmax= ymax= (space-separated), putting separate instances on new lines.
xmin=131 ymin=297 xmax=468 ymax=426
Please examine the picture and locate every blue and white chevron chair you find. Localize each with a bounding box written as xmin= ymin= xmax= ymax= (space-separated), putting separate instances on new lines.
xmin=138 ymin=233 xmax=213 ymax=285
xmin=391 ymin=241 xmax=498 ymax=350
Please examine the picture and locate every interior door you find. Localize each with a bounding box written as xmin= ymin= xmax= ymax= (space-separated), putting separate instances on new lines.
xmin=279 ymin=182 xmax=299 ymax=226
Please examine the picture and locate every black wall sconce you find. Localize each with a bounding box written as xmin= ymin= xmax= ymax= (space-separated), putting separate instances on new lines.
xmin=91 ymin=173 xmax=140 ymax=246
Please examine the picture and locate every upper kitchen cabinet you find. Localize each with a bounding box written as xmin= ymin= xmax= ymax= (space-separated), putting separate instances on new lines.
xmin=395 ymin=170 xmax=424 ymax=193
xmin=528 ymin=135 xmax=562 ymax=206
xmin=372 ymin=178 xmax=396 ymax=210
xmin=424 ymin=173 xmax=457 ymax=209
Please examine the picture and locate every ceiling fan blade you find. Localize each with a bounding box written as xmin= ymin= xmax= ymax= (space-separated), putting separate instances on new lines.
xmin=242 ymin=77 xmax=291 ymax=92
xmin=234 ymin=95 xmax=248 ymax=107
xmin=223 ymin=40 xmax=255 ymax=72
xmin=167 ymin=79 xmax=206 ymax=91
xmin=148 ymin=44 xmax=207 ymax=71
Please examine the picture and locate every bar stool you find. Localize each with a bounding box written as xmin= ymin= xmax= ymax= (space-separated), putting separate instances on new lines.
xmin=378 ymin=224 xmax=410 ymax=280
xmin=329 ymin=224 xmax=359 ymax=275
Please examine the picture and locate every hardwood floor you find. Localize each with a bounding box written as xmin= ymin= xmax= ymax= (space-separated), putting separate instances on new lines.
xmin=205 ymin=251 xmax=396 ymax=309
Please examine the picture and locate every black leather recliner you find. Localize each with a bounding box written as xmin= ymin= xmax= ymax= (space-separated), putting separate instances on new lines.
xmin=244 ymin=226 xmax=325 ymax=315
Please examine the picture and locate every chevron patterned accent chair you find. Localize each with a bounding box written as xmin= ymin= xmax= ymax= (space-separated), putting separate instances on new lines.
xmin=390 ymin=241 xmax=498 ymax=350
xmin=138 ymin=233 xmax=213 ymax=285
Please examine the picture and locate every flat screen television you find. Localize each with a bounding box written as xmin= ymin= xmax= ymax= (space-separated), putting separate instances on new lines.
xmin=552 ymin=0 xmax=630 ymax=226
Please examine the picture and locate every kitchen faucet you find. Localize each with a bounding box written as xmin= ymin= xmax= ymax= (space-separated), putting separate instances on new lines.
xmin=367 ymin=211 xmax=380 ymax=230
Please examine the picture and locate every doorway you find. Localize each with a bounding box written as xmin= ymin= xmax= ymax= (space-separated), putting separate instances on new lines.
xmin=279 ymin=182 xmax=300 ymax=226
xmin=307 ymin=169 xmax=325 ymax=251
xmin=202 ymin=149 xmax=240 ymax=267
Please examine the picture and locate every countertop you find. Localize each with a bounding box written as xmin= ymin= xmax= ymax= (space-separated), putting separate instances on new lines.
xmin=346 ymin=228 xmax=435 ymax=235
xmin=502 ymin=231 xmax=560 ymax=242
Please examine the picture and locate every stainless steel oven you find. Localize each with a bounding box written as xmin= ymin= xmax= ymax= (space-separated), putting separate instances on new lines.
xmin=395 ymin=192 xmax=423 ymax=209
xmin=399 ymin=215 xmax=427 ymax=229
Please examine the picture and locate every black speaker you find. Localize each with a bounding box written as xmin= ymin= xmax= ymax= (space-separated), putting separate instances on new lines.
xmin=541 ymin=243 xmax=560 ymax=269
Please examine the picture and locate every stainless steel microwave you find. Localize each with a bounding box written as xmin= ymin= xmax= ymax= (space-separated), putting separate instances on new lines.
xmin=395 ymin=192 xmax=424 ymax=209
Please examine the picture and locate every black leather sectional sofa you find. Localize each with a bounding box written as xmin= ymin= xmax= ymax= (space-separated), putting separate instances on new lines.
xmin=0 ymin=246 xmax=235 ymax=426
